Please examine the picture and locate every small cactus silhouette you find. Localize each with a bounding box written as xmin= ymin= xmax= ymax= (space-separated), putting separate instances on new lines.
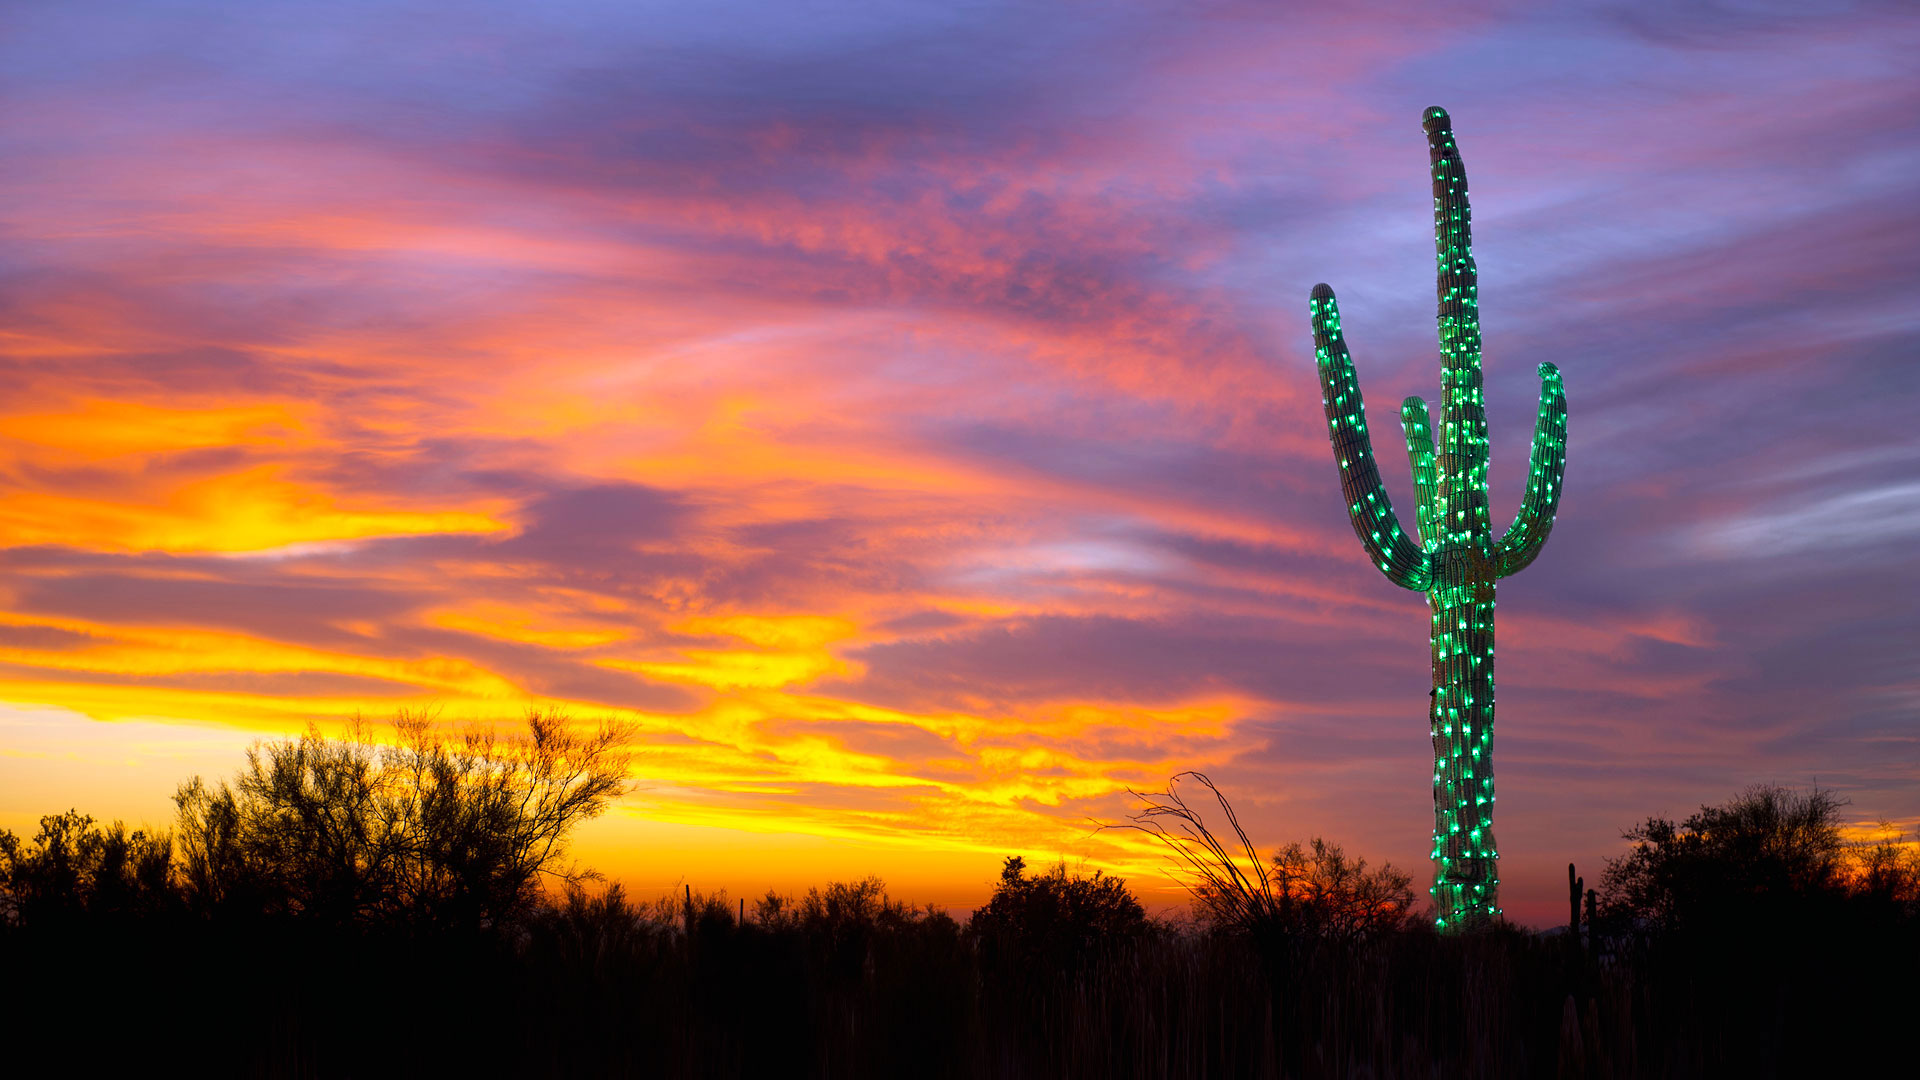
xmin=1308 ymin=106 xmax=1568 ymax=930
xmin=1569 ymin=862 xmax=1584 ymax=943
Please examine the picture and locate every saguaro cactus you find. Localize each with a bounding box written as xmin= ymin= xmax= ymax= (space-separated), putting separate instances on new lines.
xmin=1307 ymin=106 xmax=1568 ymax=930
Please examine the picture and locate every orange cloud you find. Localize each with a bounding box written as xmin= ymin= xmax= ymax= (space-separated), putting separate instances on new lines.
xmin=0 ymin=465 xmax=506 ymax=554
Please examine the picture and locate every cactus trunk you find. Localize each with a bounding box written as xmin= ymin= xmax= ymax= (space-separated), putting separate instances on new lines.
xmin=1307 ymin=107 xmax=1568 ymax=931
xmin=1429 ymin=555 xmax=1497 ymax=925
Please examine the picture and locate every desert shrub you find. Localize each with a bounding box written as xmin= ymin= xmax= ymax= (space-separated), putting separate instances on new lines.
xmin=969 ymin=855 xmax=1147 ymax=970
xmin=1601 ymin=784 xmax=1849 ymax=930
xmin=0 ymin=810 xmax=175 ymax=924
xmin=1849 ymin=821 xmax=1920 ymax=917
xmin=1124 ymin=771 xmax=1416 ymax=944
xmin=172 ymin=707 xmax=630 ymax=931
xmin=1268 ymin=837 xmax=1419 ymax=943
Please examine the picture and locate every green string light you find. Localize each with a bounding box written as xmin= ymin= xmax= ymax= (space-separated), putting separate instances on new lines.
xmin=1307 ymin=106 xmax=1570 ymax=931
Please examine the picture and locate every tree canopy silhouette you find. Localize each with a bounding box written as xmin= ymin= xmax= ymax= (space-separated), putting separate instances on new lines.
xmin=1267 ymin=838 xmax=1419 ymax=943
xmin=969 ymin=855 xmax=1147 ymax=969
xmin=0 ymin=810 xmax=175 ymax=925
xmin=171 ymin=707 xmax=631 ymax=930
xmin=1601 ymin=783 xmax=1852 ymax=930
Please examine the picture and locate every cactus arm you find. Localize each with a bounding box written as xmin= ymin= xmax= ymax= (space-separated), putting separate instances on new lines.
xmin=1399 ymin=396 xmax=1440 ymax=550
xmin=1494 ymin=363 xmax=1567 ymax=578
xmin=1310 ymin=283 xmax=1431 ymax=592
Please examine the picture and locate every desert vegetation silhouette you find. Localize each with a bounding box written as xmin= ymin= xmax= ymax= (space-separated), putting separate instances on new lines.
xmin=5 ymin=711 xmax=1916 ymax=1078
xmin=169 ymin=707 xmax=629 ymax=931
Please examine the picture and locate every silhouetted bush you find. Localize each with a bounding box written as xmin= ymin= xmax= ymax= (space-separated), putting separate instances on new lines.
xmin=1853 ymin=820 xmax=1920 ymax=918
xmin=171 ymin=707 xmax=630 ymax=931
xmin=1123 ymin=772 xmax=1416 ymax=946
xmin=1123 ymin=771 xmax=1286 ymax=940
xmin=1601 ymin=783 xmax=1850 ymax=930
xmin=1596 ymin=782 xmax=1920 ymax=944
xmin=0 ymin=810 xmax=175 ymax=924
xmin=1266 ymin=837 xmax=1419 ymax=943
xmin=970 ymin=855 xmax=1147 ymax=971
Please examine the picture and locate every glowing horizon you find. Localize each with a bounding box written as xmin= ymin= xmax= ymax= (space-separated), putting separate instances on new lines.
xmin=3 ymin=2 xmax=1917 ymax=923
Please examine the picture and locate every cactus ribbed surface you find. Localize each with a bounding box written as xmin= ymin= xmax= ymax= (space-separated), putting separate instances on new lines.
xmin=1307 ymin=106 xmax=1568 ymax=930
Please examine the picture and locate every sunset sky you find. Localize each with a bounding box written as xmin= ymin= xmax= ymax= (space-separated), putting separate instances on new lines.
xmin=2 ymin=1 xmax=1915 ymax=925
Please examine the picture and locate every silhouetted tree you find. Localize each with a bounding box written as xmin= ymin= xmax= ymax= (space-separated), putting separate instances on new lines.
xmin=753 ymin=887 xmax=799 ymax=928
xmin=1853 ymin=821 xmax=1920 ymax=917
xmin=172 ymin=707 xmax=630 ymax=930
xmin=1268 ymin=838 xmax=1418 ymax=943
xmin=969 ymin=855 xmax=1147 ymax=969
xmin=0 ymin=810 xmax=175 ymax=924
xmin=1601 ymin=784 xmax=1848 ymax=930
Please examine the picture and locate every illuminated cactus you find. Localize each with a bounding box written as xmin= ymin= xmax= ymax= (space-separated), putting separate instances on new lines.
xmin=1307 ymin=106 xmax=1568 ymax=930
